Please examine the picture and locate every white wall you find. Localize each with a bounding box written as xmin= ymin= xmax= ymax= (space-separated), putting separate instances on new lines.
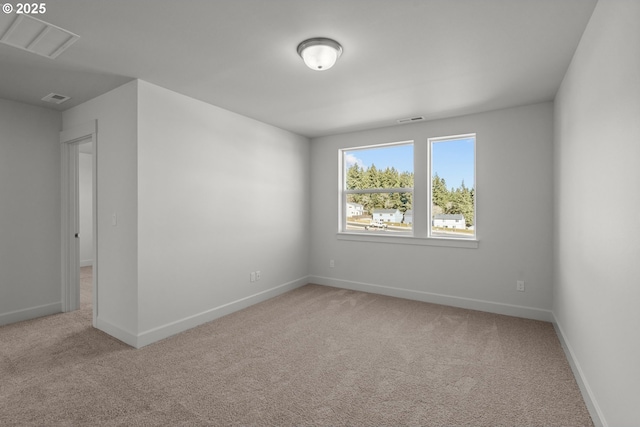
xmin=0 ymin=99 xmax=61 ymax=324
xmin=62 ymin=79 xmax=310 ymax=347
xmin=136 ymin=81 xmax=310 ymax=345
xmin=78 ymin=151 xmax=93 ymax=267
xmin=310 ymin=103 xmax=554 ymax=320
xmin=63 ymin=81 xmax=139 ymax=343
xmin=553 ymin=0 xmax=640 ymax=425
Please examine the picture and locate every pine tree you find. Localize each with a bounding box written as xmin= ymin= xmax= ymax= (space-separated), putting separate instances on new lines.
xmin=346 ymin=164 xmax=362 ymax=190
xmin=432 ymin=174 xmax=449 ymax=210
xmin=345 ymin=162 xmax=414 ymax=215
xmin=445 ymin=180 xmax=474 ymax=227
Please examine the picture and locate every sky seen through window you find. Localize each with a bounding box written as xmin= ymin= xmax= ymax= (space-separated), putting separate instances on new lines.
xmin=345 ymin=137 xmax=474 ymax=190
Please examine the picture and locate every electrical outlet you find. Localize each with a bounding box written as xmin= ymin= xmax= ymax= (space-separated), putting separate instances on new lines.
xmin=516 ymin=280 xmax=525 ymax=292
xmin=250 ymin=272 xmax=256 ymax=282
xmin=256 ymin=270 xmax=261 ymax=281
xmin=329 ymin=259 xmax=335 ymax=268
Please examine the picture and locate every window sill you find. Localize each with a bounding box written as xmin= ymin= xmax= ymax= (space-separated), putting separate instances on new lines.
xmin=336 ymin=232 xmax=479 ymax=249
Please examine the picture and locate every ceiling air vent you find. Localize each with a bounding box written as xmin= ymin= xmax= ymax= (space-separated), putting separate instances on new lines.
xmin=397 ymin=116 xmax=426 ymax=124
xmin=0 ymin=13 xmax=79 ymax=59
xmin=42 ymin=93 xmax=70 ymax=104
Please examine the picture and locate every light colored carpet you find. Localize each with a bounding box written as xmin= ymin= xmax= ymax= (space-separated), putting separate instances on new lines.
xmin=0 ymin=268 xmax=593 ymax=426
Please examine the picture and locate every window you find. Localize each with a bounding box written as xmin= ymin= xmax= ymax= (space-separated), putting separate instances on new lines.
xmin=341 ymin=142 xmax=413 ymax=234
xmin=429 ymin=135 xmax=475 ymax=239
xmin=339 ymin=134 xmax=476 ymax=246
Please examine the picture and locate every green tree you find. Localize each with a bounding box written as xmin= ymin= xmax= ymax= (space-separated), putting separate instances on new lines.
xmin=432 ymin=174 xmax=449 ymax=210
xmin=345 ymin=162 xmax=414 ymax=216
xmin=362 ymin=164 xmax=375 ymax=188
xmin=346 ymin=164 xmax=363 ymax=190
xmin=445 ymin=180 xmax=474 ymax=227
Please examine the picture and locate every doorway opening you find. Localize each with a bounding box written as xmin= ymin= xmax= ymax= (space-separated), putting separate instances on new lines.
xmin=78 ymin=141 xmax=94 ymax=313
xmin=61 ymin=120 xmax=97 ymax=326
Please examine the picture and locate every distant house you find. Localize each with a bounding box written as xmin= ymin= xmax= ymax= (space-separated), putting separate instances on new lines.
xmin=403 ymin=210 xmax=413 ymax=224
xmin=346 ymin=202 xmax=364 ymax=217
xmin=373 ymin=209 xmax=403 ymax=223
xmin=432 ymin=214 xmax=465 ymax=229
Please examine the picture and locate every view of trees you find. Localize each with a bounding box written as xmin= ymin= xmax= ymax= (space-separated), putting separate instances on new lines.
xmin=346 ymin=164 xmax=474 ymax=227
xmin=346 ymin=164 xmax=413 ymax=217
xmin=432 ymin=173 xmax=475 ymax=227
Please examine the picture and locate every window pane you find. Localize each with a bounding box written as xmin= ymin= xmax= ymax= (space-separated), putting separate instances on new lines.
xmin=431 ymin=136 xmax=475 ymax=238
xmin=344 ymin=144 xmax=413 ymax=190
xmin=346 ymin=193 xmax=412 ymax=233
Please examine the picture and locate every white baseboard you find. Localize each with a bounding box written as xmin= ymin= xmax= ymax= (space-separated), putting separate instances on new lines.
xmin=135 ymin=276 xmax=310 ymax=348
xmin=95 ymin=317 xmax=139 ymax=348
xmin=0 ymin=302 xmax=62 ymax=326
xmin=552 ymin=314 xmax=607 ymax=427
xmin=310 ymin=275 xmax=553 ymax=322
xmin=80 ymin=259 xmax=93 ymax=267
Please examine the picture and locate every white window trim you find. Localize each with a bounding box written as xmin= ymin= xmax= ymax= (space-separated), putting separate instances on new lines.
xmin=336 ymin=232 xmax=478 ymax=248
xmin=338 ymin=134 xmax=478 ymax=249
xmin=428 ymin=133 xmax=476 ymax=240
xmin=339 ymin=140 xmax=414 ymax=235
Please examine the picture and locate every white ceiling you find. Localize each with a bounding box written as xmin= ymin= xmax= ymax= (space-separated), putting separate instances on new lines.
xmin=0 ymin=0 xmax=597 ymax=138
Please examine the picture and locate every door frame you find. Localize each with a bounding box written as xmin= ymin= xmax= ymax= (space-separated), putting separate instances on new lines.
xmin=61 ymin=120 xmax=97 ymax=326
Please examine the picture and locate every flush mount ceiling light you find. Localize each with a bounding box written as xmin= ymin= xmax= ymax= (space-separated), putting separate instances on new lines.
xmin=297 ymin=37 xmax=343 ymax=71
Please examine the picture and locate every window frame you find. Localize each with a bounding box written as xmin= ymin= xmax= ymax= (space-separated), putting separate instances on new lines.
xmin=339 ymin=140 xmax=414 ymax=235
xmin=428 ymin=134 xmax=477 ymax=240
xmin=338 ymin=134 xmax=478 ymax=249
